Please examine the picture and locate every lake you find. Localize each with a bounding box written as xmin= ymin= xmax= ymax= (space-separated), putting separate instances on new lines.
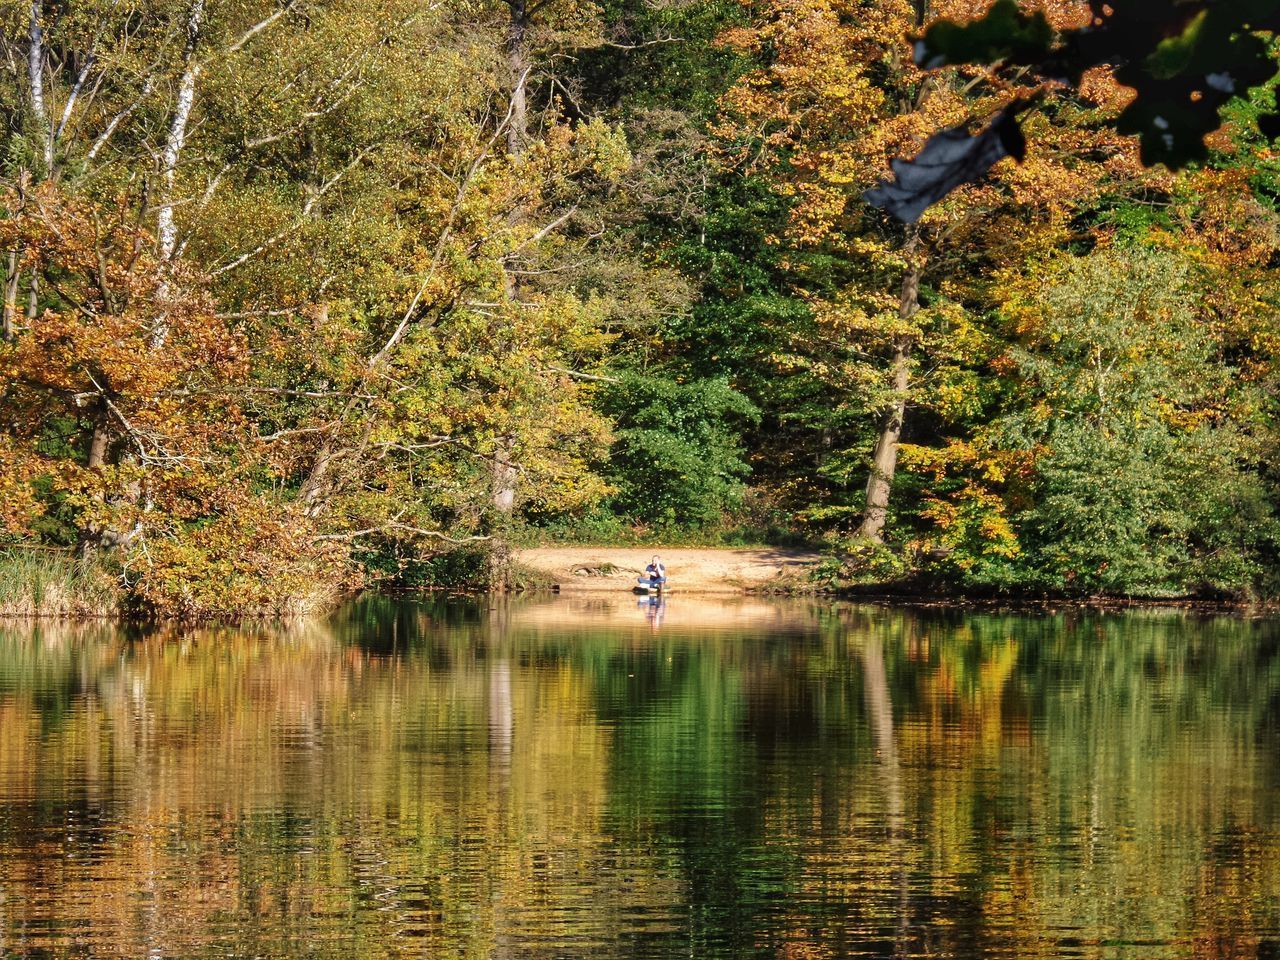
xmin=0 ymin=596 xmax=1277 ymax=959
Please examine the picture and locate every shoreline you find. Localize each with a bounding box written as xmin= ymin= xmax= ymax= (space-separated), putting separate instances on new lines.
xmin=2 ymin=540 xmax=1276 ymax=622
xmin=1 ymin=592 xmax=1273 ymax=624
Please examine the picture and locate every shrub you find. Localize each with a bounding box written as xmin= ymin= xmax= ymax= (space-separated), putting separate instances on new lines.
xmin=126 ymin=502 xmax=355 ymax=619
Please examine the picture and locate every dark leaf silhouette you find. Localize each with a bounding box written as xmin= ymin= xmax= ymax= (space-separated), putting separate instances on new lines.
xmin=864 ymin=109 xmax=1026 ymax=223
xmin=914 ymin=0 xmax=1053 ymax=72
xmin=894 ymin=0 xmax=1280 ymax=221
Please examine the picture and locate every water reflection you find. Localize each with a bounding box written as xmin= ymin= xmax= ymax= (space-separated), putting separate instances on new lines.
xmin=0 ymin=599 xmax=1277 ymax=958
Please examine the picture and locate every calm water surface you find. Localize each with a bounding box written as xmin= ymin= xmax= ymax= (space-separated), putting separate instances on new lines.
xmin=0 ymin=596 xmax=1277 ymax=959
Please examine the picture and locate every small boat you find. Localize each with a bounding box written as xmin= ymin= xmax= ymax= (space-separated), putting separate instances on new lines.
xmin=634 ymin=577 xmax=667 ymax=595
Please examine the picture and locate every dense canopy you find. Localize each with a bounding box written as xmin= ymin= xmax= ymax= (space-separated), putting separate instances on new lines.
xmin=2 ymin=0 xmax=1280 ymax=613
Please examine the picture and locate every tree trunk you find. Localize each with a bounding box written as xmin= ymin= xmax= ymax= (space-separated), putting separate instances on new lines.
xmin=491 ymin=435 xmax=517 ymax=514
xmin=299 ymin=440 xmax=337 ymax=519
xmin=152 ymin=0 xmax=204 ymax=347
xmin=505 ymin=0 xmax=530 ymax=156
xmin=27 ymin=1 xmax=45 ymax=123
xmin=26 ymin=267 xmax=38 ymax=320
xmin=489 ymin=3 xmax=530 ymax=542
xmin=477 ymin=0 xmax=536 ymax=592
xmin=3 ymin=250 xmax=19 ymax=340
xmin=854 ymin=1 xmax=933 ymax=544
xmin=157 ymin=0 xmax=204 ymax=264
xmin=487 ymin=435 xmax=517 ymax=588
xmin=28 ymin=0 xmax=52 ymax=176
xmin=77 ymin=406 xmax=113 ymax=556
xmin=857 ymin=246 xmax=920 ymax=543
xmin=86 ymin=414 xmax=110 ymax=470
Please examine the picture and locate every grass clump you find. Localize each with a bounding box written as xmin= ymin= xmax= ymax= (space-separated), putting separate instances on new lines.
xmin=0 ymin=548 xmax=121 ymax=618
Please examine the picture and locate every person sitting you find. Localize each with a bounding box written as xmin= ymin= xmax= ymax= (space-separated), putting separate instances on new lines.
xmin=645 ymin=556 xmax=667 ymax=585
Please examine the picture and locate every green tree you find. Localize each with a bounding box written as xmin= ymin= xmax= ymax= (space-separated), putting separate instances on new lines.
xmin=598 ymin=373 xmax=758 ymax=529
xmin=994 ymin=247 xmax=1277 ymax=595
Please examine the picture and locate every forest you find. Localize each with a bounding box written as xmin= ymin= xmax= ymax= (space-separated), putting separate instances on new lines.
xmin=3 ymin=0 xmax=1280 ymax=615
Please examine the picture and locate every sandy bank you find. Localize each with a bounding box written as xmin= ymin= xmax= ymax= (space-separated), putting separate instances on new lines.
xmin=515 ymin=546 xmax=823 ymax=594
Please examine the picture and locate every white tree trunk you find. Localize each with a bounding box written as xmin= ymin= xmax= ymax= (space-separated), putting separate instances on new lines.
xmin=28 ymin=0 xmax=52 ymax=175
xmin=151 ymin=0 xmax=204 ymax=348
xmin=156 ymin=0 xmax=205 ymax=265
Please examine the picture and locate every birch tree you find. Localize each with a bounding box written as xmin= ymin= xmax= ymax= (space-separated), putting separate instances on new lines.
xmin=155 ymin=0 xmax=204 ymax=266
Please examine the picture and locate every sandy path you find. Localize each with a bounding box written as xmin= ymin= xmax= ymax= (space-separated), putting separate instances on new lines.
xmin=516 ymin=546 xmax=823 ymax=594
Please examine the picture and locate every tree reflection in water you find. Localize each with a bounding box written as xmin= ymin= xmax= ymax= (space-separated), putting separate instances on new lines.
xmin=0 ymin=598 xmax=1276 ymax=958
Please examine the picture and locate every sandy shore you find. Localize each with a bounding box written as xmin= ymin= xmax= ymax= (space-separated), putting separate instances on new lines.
xmin=515 ymin=546 xmax=823 ymax=594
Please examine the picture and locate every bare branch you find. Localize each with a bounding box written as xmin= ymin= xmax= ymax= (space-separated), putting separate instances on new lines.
xmin=87 ymin=76 xmax=155 ymax=161
xmin=209 ymin=146 xmax=375 ymax=276
xmin=313 ymin=523 xmax=492 ymax=545
xmin=506 ymin=258 xmax=589 ymax=276
xmin=240 ymin=386 xmax=377 ymax=400
xmin=54 ymin=54 xmax=95 ymax=143
xmin=243 ymin=55 xmax=368 ymax=149
xmin=596 ymin=35 xmax=682 ymax=50
xmin=214 ymin=306 xmax=296 ymax=319
xmin=225 ymin=0 xmax=296 ymax=55
xmin=506 ymin=205 xmax=578 ymax=257
xmin=545 ymin=365 xmax=619 ymax=383
xmin=258 ymin=424 xmax=333 ymax=441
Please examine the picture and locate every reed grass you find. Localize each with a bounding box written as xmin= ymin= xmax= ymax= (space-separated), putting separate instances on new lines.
xmin=0 ymin=548 xmax=121 ymax=618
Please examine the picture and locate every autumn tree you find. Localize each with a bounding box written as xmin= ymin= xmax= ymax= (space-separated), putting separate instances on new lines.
xmin=713 ymin=0 xmax=1122 ymax=545
xmin=3 ymin=0 xmax=1280 ymax=609
xmin=0 ymin=0 xmax=648 ymax=607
